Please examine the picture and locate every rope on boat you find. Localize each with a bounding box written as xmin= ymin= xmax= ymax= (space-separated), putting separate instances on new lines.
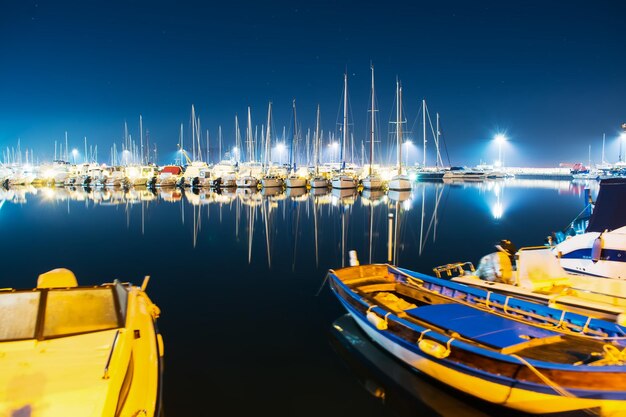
xmin=417 ymin=329 xmax=432 ymax=341
xmin=503 ymin=296 xmax=511 ymax=313
xmin=510 ymin=354 xmax=599 ymax=417
xmin=590 ymin=345 xmax=626 ymax=366
xmin=384 ymin=311 xmax=392 ymax=323
xmin=510 ymin=354 xmax=576 ymax=398
xmin=556 ymin=309 xmax=567 ymax=328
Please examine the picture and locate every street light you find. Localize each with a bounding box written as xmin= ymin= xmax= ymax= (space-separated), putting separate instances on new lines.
xmin=404 ymin=140 xmax=413 ymax=168
xmin=494 ymin=134 xmax=507 ymax=167
xmin=331 ymin=142 xmax=339 ymax=163
xmin=276 ymin=142 xmax=285 ymax=164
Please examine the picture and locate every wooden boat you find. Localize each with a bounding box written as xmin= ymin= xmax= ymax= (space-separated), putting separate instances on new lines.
xmin=437 ymin=242 xmax=626 ymax=324
xmin=327 ymin=252 xmax=626 ymax=416
xmin=0 ymin=268 xmax=164 ymax=417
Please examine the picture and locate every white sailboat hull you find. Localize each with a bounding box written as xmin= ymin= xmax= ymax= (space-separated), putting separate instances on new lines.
xmin=387 ymin=175 xmax=412 ymax=191
xmin=331 ymin=176 xmax=357 ymax=189
xmin=361 ymin=176 xmax=383 ymax=190
xmin=285 ymin=177 xmax=307 ymax=188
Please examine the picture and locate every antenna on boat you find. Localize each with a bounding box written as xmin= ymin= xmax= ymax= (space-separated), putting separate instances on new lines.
xmin=141 ymin=275 xmax=150 ymax=291
xmin=349 ymin=250 xmax=360 ymax=266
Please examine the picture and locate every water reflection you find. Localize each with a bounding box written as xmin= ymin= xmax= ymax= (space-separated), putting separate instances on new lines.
xmin=0 ymin=179 xmax=595 ymax=273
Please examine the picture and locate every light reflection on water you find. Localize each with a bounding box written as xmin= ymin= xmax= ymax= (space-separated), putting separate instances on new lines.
xmin=0 ymin=179 xmax=596 ymax=416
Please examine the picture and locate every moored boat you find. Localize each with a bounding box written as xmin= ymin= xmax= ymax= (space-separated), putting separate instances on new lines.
xmin=553 ymin=178 xmax=626 ymax=280
xmin=327 ymin=253 xmax=626 ymax=416
xmin=0 ymin=268 xmax=164 ymax=417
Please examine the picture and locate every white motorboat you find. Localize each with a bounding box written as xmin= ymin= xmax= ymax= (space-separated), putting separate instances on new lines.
xmin=443 ymin=167 xmax=488 ymax=181
xmin=236 ymin=174 xmax=259 ymax=188
xmin=553 ymin=177 xmax=626 ymax=280
xmin=156 ymin=165 xmax=183 ymax=187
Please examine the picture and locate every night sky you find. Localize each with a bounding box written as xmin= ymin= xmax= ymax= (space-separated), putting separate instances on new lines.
xmin=1 ymin=0 xmax=625 ymax=167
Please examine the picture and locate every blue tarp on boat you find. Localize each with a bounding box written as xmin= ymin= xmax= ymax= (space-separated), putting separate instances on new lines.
xmin=404 ymin=303 xmax=560 ymax=350
xmin=586 ymin=177 xmax=626 ymax=233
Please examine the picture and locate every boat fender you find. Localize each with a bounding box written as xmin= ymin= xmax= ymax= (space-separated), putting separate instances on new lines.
xmin=417 ymin=330 xmax=453 ymax=359
xmin=366 ymin=306 xmax=388 ymax=330
xmin=591 ymin=232 xmax=604 ymax=263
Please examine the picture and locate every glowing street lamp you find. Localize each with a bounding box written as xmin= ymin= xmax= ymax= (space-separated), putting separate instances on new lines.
xmin=494 ymin=134 xmax=507 ymax=167
xmin=331 ymin=141 xmax=339 ymax=163
xmin=275 ymin=142 xmax=286 ymax=164
xmin=404 ymin=140 xmax=413 ymax=167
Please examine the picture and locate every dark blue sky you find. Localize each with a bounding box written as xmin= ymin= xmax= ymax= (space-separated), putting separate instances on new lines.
xmin=1 ymin=0 xmax=625 ymax=167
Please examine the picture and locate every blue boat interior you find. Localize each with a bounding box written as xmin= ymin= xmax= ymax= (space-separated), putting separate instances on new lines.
xmin=404 ymin=303 xmax=562 ymax=353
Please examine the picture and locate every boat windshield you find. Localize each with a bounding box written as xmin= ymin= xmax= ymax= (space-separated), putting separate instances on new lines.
xmin=0 ymin=286 xmax=125 ymax=342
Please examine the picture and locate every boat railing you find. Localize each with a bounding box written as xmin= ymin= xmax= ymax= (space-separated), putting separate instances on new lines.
xmin=102 ymin=330 xmax=120 ymax=379
xmin=432 ymin=262 xmax=475 ymax=278
xmin=394 ymin=266 xmax=625 ymax=340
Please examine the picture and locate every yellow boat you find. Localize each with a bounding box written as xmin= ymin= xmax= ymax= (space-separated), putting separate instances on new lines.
xmin=0 ymin=268 xmax=164 ymax=417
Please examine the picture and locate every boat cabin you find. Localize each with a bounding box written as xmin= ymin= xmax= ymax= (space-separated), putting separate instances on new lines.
xmin=0 ymin=281 xmax=128 ymax=342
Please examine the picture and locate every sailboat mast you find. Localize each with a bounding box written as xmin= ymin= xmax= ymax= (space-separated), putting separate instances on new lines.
xmin=191 ymin=105 xmax=196 ymax=161
xmin=292 ymin=99 xmax=297 ymax=169
xmin=247 ymin=106 xmax=253 ymax=162
xmin=342 ymin=73 xmax=348 ymax=166
xmin=602 ymin=133 xmax=606 ymax=164
xmin=370 ymin=65 xmax=375 ymax=176
xmin=235 ymin=114 xmax=241 ymax=163
xmin=396 ymin=79 xmax=402 ymax=174
xmin=315 ymin=104 xmax=320 ymax=173
xmin=140 ymin=115 xmax=143 ymax=165
xmin=436 ymin=112 xmax=441 ymax=167
xmin=423 ymin=99 xmax=427 ymax=167
xmin=266 ymin=102 xmax=272 ymax=167
xmin=218 ymin=125 xmax=222 ymax=162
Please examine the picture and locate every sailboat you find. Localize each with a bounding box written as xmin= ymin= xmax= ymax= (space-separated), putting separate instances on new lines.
xmin=415 ymin=103 xmax=448 ymax=181
xmin=309 ymin=105 xmax=330 ymax=188
xmin=331 ymin=73 xmax=358 ymax=190
xmin=260 ymin=102 xmax=285 ymax=188
xmin=387 ymin=79 xmax=412 ymax=191
xmin=285 ymin=99 xmax=307 ymax=188
xmin=361 ymin=65 xmax=383 ymax=190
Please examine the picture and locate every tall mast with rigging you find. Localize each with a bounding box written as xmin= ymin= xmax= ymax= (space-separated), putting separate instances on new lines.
xmin=369 ymin=65 xmax=376 ymax=176
xmin=265 ymin=102 xmax=272 ymax=168
xmin=396 ymin=79 xmax=403 ymax=174
xmin=314 ymin=105 xmax=321 ymax=174
xmin=342 ymin=72 xmax=348 ymax=168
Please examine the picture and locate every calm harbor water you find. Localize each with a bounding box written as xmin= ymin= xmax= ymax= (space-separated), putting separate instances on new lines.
xmin=0 ymin=179 xmax=596 ymax=416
